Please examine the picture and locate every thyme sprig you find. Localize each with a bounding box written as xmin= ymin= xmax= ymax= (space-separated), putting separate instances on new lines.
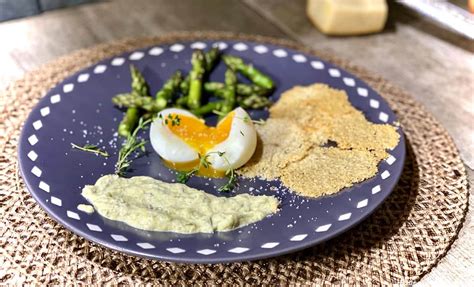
xmin=212 ymin=110 xmax=265 ymax=125
xmin=176 ymin=151 xmax=237 ymax=192
xmin=176 ymin=152 xmax=212 ymax=183
xmin=217 ymin=152 xmax=237 ymax=192
xmin=71 ymin=143 xmax=109 ymax=157
xmin=115 ymin=117 xmax=152 ymax=176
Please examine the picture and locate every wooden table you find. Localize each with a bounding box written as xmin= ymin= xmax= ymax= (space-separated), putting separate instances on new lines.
xmin=0 ymin=0 xmax=472 ymax=284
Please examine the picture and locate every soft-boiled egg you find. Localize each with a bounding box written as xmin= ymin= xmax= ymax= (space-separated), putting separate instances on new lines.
xmin=149 ymin=107 xmax=257 ymax=176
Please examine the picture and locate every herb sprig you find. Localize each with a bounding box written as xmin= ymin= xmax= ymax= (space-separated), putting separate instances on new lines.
xmin=176 ymin=151 xmax=237 ymax=192
xmin=115 ymin=117 xmax=152 ymax=176
xmin=217 ymin=152 xmax=237 ymax=192
xmin=159 ymin=113 xmax=181 ymax=126
xmin=176 ymin=153 xmax=212 ymax=183
xmin=212 ymin=110 xmax=265 ymax=125
xmin=71 ymin=143 xmax=109 ymax=157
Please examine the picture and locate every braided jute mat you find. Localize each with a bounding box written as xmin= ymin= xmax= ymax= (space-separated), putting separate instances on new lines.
xmin=0 ymin=32 xmax=469 ymax=285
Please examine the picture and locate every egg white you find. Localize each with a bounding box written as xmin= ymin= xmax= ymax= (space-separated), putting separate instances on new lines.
xmin=207 ymin=107 xmax=257 ymax=171
xmin=149 ymin=107 xmax=257 ymax=171
xmin=149 ymin=108 xmax=199 ymax=163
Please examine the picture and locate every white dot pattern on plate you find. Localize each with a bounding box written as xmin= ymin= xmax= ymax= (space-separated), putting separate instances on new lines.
xmin=148 ymin=47 xmax=164 ymax=56
xmin=197 ymin=249 xmax=216 ymax=255
xmin=212 ymin=42 xmax=228 ymax=50
xmin=40 ymin=107 xmax=50 ymax=117
xmin=50 ymin=94 xmax=61 ymax=104
xmin=27 ymin=150 xmax=38 ymax=161
xmin=190 ymin=42 xmax=207 ymax=50
xmin=357 ymin=87 xmax=369 ymax=97
xmin=94 ymin=65 xmax=107 ymax=74
xmin=39 ymin=181 xmax=50 ymax=192
xmin=272 ymin=49 xmax=288 ymax=58
xmin=254 ymin=45 xmax=268 ymax=54
xmin=329 ymin=68 xmax=341 ymax=77
xmin=372 ymin=185 xmax=381 ymax=194
xmin=167 ymin=247 xmax=186 ymax=254
xmin=137 ymin=242 xmax=155 ymax=249
xmin=51 ymin=196 xmax=62 ymax=206
xmin=87 ymin=223 xmax=102 ymax=232
xmin=343 ymin=77 xmax=355 ymax=87
xmin=63 ymin=83 xmax=74 ymax=93
xmin=292 ymin=54 xmax=307 ymax=63
xmin=28 ymin=135 xmax=39 ymax=146
xmin=228 ymin=247 xmax=250 ymax=254
xmin=261 ymin=242 xmax=279 ymax=249
xmin=111 ymin=57 xmax=125 ymax=66
xmin=77 ymin=73 xmax=90 ymax=83
xmin=385 ymin=155 xmax=396 ymax=165
xmin=169 ymin=44 xmax=185 ymax=52
xmin=315 ymin=224 xmax=331 ymax=232
xmin=370 ymin=99 xmax=380 ymax=109
xmin=338 ymin=213 xmax=352 ymax=221
xmin=290 ymin=234 xmax=308 ymax=241
xmin=379 ymin=112 xmax=389 ymax=122
xmin=357 ymin=199 xmax=368 ymax=208
xmin=129 ymin=51 xmax=145 ymax=61
xmin=381 ymin=170 xmax=391 ymax=179
xmin=111 ymin=234 xmax=128 ymax=242
xmin=233 ymin=43 xmax=248 ymax=51
xmin=24 ymin=41 xmax=401 ymax=256
xmin=311 ymin=61 xmax=325 ymax=70
xmin=31 ymin=166 xmax=42 ymax=177
xmin=67 ymin=211 xmax=80 ymax=220
xmin=32 ymin=120 xmax=43 ymax=130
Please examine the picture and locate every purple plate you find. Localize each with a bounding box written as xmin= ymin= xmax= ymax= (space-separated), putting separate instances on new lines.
xmin=18 ymin=40 xmax=405 ymax=264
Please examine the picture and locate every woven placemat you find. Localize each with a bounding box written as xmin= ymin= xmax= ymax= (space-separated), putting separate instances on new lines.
xmin=0 ymin=32 xmax=469 ymax=285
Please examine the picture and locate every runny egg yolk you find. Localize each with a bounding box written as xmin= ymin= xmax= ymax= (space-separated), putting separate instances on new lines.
xmin=163 ymin=112 xmax=235 ymax=177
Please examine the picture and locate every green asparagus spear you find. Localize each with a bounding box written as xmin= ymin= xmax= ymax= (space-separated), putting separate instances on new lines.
xmin=204 ymin=47 xmax=221 ymax=72
xmin=114 ymin=91 xmax=269 ymax=115
xmin=212 ymin=88 xmax=227 ymax=99
xmin=209 ymin=91 xmax=271 ymax=109
xmin=192 ymin=101 xmax=224 ymax=116
xmin=118 ymin=108 xmax=140 ymax=137
xmin=238 ymin=94 xmax=272 ymax=109
xmin=220 ymin=69 xmax=237 ymax=115
xmin=203 ymin=82 xmax=224 ymax=93
xmin=180 ymin=79 xmax=190 ymax=95
xmin=181 ymin=48 xmax=221 ymax=95
xmin=155 ymin=71 xmax=182 ymax=109
xmin=114 ymin=93 xmax=193 ymax=113
xmin=118 ymin=65 xmax=149 ymax=137
xmin=175 ymin=96 xmax=189 ymax=107
xmin=113 ymin=93 xmax=161 ymax=112
xmin=222 ymin=55 xmax=274 ymax=90
xmin=130 ymin=65 xmax=149 ymax=97
xmin=237 ymin=84 xmax=270 ymax=97
xmin=187 ymin=50 xmax=205 ymax=109
xmin=204 ymin=82 xmax=270 ymax=97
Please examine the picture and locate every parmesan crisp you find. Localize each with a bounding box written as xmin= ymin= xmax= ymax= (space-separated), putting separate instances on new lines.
xmin=239 ymin=84 xmax=400 ymax=197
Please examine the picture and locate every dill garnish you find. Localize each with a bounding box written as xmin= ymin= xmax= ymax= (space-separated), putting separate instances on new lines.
xmin=160 ymin=113 xmax=181 ymax=126
xmin=115 ymin=117 xmax=152 ymax=176
xmin=71 ymin=143 xmax=109 ymax=157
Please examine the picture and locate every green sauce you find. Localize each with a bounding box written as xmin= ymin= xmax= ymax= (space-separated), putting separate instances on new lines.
xmin=81 ymin=175 xmax=279 ymax=234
